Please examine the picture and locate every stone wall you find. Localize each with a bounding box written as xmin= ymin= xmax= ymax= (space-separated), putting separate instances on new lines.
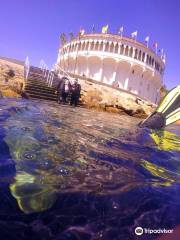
xmin=0 ymin=57 xmax=25 ymax=97
xmin=67 ymin=73 xmax=155 ymax=118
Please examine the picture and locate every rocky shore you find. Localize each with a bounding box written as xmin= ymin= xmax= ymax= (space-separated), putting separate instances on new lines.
xmin=68 ymin=73 xmax=155 ymax=118
xmin=0 ymin=57 xmax=156 ymax=118
xmin=0 ymin=57 xmax=24 ymax=98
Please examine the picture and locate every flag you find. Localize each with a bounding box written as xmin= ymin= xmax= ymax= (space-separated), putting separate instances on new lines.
xmin=131 ymin=31 xmax=138 ymax=39
xmin=118 ymin=26 xmax=124 ymax=35
xmin=145 ymin=36 xmax=150 ymax=47
xmin=153 ymin=42 xmax=158 ymax=49
xmin=160 ymin=48 xmax=164 ymax=56
xmin=145 ymin=36 xmax=149 ymax=43
xmin=162 ymin=54 xmax=166 ymax=63
xmin=79 ymin=28 xmax=85 ymax=36
xmin=153 ymin=42 xmax=158 ymax=53
xmin=102 ymin=25 xmax=109 ymax=34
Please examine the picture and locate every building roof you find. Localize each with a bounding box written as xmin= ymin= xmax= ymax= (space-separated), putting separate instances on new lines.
xmin=0 ymin=56 xmax=24 ymax=66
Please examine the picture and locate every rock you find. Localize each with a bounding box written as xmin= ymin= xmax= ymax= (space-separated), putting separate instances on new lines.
xmin=76 ymin=76 xmax=154 ymax=118
xmin=105 ymin=107 xmax=122 ymax=114
xmin=0 ymin=86 xmax=22 ymax=98
xmin=132 ymin=107 xmax=147 ymax=118
xmin=0 ymin=57 xmax=24 ymax=98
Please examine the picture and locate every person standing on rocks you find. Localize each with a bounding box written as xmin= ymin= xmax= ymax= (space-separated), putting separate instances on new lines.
xmin=70 ymin=78 xmax=81 ymax=107
xmin=56 ymin=77 xmax=71 ymax=104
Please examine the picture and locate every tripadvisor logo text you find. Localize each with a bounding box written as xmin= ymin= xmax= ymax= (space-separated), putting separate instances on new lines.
xmin=135 ymin=227 xmax=173 ymax=236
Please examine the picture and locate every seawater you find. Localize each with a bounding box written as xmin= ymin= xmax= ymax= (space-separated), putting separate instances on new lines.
xmin=0 ymin=98 xmax=180 ymax=240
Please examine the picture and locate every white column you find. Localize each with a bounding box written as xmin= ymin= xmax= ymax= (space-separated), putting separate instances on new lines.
xmin=118 ymin=44 xmax=121 ymax=55
xmin=103 ymin=41 xmax=106 ymax=52
xmin=144 ymin=53 xmax=147 ymax=63
xmin=86 ymin=41 xmax=89 ymax=51
xmin=123 ymin=45 xmax=126 ymax=55
xmin=128 ymin=46 xmax=131 ymax=57
xmin=132 ymin=48 xmax=136 ymax=58
xmin=75 ymin=42 xmax=79 ymax=52
xmin=113 ymin=42 xmax=117 ymax=53
xmin=88 ymin=41 xmax=92 ymax=51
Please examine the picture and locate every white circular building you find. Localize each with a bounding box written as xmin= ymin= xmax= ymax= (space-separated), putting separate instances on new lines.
xmin=56 ymin=33 xmax=165 ymax=103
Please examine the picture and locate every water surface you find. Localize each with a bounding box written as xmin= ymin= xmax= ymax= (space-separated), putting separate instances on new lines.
xmin=0 ymin=98 xmax=180 ymax=240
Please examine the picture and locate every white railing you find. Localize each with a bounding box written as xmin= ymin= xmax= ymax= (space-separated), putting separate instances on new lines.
xmin=39 ymin=60 xmax=74 ymax=87
xmin=24 ymin=56 xmax=30 ymax=81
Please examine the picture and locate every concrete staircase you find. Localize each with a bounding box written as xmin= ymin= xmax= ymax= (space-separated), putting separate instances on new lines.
xmin=24 ymin=66 xmax=59 ymax=101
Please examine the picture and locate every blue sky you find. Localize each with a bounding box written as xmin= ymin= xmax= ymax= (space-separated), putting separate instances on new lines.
xmin=0 ymin=0 xmax=179 ymax=89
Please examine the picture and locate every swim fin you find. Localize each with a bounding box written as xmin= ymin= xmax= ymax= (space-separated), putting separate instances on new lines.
xmin=139 ymin=85 xmax=180 ymax=129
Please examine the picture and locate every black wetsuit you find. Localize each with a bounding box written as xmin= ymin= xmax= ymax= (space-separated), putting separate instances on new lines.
xmin=70 ymin=83 xmax=81 ymax=107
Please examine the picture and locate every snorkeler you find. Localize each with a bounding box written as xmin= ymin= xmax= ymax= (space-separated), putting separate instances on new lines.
xmin=139 ymin=85 xmax=180 ymax=130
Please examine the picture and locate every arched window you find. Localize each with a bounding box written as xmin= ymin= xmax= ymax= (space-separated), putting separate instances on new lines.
xmin=82 ymin=42 xmax=86 ymax=51
xmin=149 ymin=56 xmax=152 ymax=65
xmin=129 ymin=47 xmax=133 ymax=57
xmin=134 ymin=49 xmax=138 ymax=59
xmin=91 ymin=41 xmax=95 ymax=50
xmin=157 ymin=63 xmax=160 ymax=71
xmin=95 ymin=41 xmax=99 ymax=51
xmin=100 ymin=41 xmax=104 ymax=51
xmin=125 ymin=46 xmax=129 ymax=56
xmin=138 ymin=50 xmax=142 ymax=61
xmin=110 ymin=42 xmax=114 ymax=52
xmin=115 ymin=43 xmax=119 ymax=53
xmin=85 ymin=42 xmax=89 ymax=51
xmin=142 ymin=52 xmax=145 ymax=62
xmin=146 ymin=55 xmax=149 ymax=64
xmin=105 ymin=42 xmax=109 ymax=52
xmin=120 ymin=44 xmax=124 ymax=54
xmin=78 ymin=42 xmax=82 ymax=51
xmin=152 ymin=58 xmax=154 ymax=67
